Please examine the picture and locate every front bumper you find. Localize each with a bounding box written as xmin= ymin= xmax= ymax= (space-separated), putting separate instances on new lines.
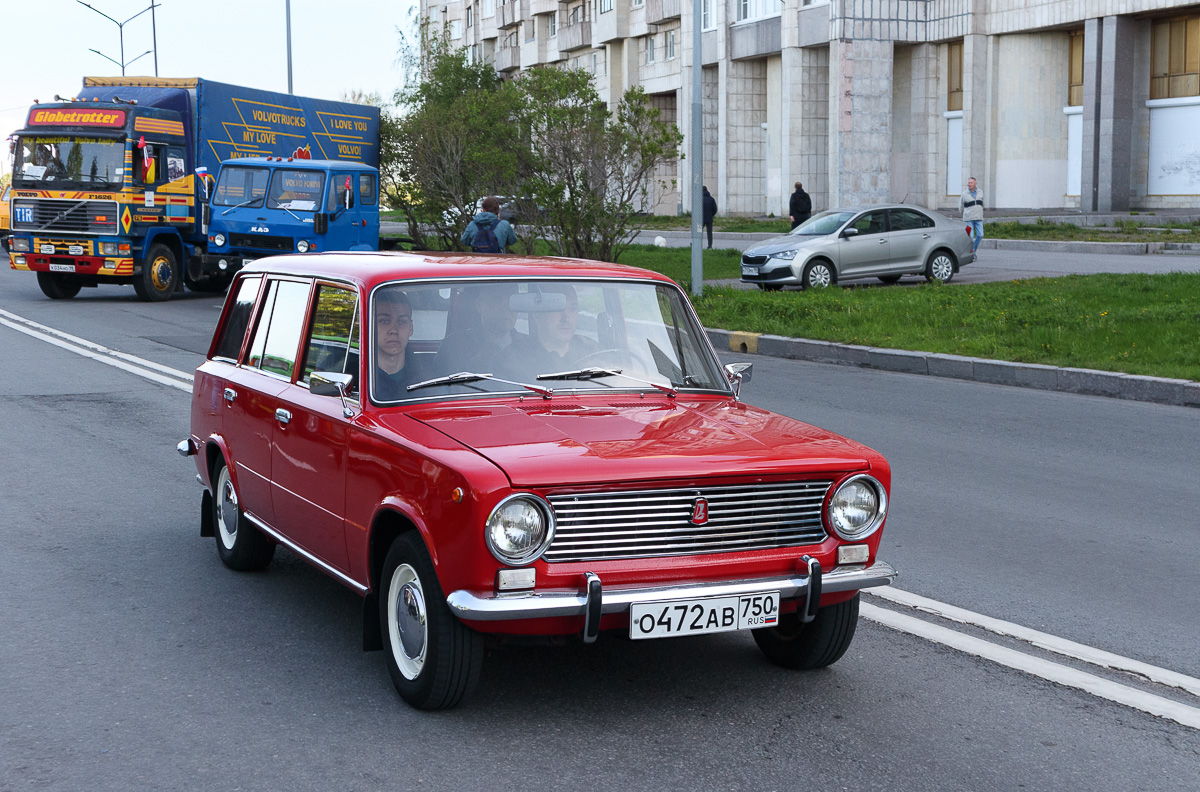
xmin=740 ymin=259 xmax=799 ymax=286
xmin=446 ymin=560 xmax=896 ymax=623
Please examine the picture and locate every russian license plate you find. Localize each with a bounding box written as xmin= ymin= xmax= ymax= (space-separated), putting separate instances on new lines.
xmin=741 ymin=265 xmax=758 ymax=276
xmin=629 ymin=592 xmax=780 ymax=640
xmin=49 ymin=263 xmax=76 ymax=273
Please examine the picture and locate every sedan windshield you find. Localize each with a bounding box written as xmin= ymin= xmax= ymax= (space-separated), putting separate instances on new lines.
xmin=13 ymin=136 xmax=124 ymax=188
xmin=790 ymin=210 xmax=855 ymax=236
xmin=369 ymin=278 xmax=729 ymax=404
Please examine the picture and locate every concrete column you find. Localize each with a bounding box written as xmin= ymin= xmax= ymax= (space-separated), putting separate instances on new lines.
xmin=800 ymin=46 xmax=829 ymax=213
xmin=828 ymin=37 xmax=892 ymax=207
xmin=961 ymin=33 xmax=989 ymax=199
xmin=1081 ymin=16 xmax=1135 ymax=212
xmin=909 ymin=43 xmax=939 ymax=208
xmin=780 ymin=45 xmax=803 ymax=213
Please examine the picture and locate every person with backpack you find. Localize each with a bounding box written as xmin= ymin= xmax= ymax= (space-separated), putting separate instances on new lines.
xmin=461 ymin=196 xmax=517 ymax=253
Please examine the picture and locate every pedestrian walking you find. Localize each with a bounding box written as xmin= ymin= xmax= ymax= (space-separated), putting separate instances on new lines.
xmin=788 ymin=182 xmax=812 ymax=229
xmin=702 ymin=186 xmax=717 ymax=249
xmin=959 ymin=176 xmax=984 ymax=256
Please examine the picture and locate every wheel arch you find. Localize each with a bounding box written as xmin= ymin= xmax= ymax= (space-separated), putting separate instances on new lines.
xmin=928 ymin=246 xmax=959 ymax=272
xmin=362 ymin=506 xmax=428 ymax=652
xmin=143 ymin=228 xmax=184 ymax=265
xmin=803 ymin=255 xmax=838 ymax=283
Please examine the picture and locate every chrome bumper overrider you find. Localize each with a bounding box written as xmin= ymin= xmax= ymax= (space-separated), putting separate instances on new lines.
xmin=446 ymin=560 xmax=897 ymax=622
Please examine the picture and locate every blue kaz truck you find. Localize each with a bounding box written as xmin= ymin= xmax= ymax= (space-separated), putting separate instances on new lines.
xmin=6 ymin=76 xmax=380 ymax=301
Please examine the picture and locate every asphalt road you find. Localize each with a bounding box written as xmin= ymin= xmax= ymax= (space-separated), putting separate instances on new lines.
xmin=1 ymin=262 xmax=1197 ymax=791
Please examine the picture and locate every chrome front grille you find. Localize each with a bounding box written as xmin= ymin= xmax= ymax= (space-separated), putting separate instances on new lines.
xmin=11 ymin=199 xmax=119 ymax=235
xmin=545 ymin=481 xmax=831 ymax=563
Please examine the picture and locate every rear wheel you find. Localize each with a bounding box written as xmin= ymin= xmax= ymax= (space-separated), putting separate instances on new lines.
xmin=212 ymin=458 xmax=275 ymax=571
xmin=36 ymin=272 xmax=82 ymax=300
xmin=800 ymin=260 xmax=834 ymax=290
xmin=924 ymin=250 xmax=956 ymax=284
xmin=134 ymin=243 xmax=180 ymax=302
xmin=753 ymin=594 xmax=859 ymax=670
xmin=380 ymin=532 xmax=483 ymax=710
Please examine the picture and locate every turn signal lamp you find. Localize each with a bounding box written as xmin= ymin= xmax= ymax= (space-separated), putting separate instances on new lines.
xmin=496 ymin=568 xmax=536 ymax=592
xmin=837 ymin=544 xmax=870 ymax=565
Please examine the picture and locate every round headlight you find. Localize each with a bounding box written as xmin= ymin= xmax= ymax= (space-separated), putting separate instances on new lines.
xmin=212 ymin=233 xmax=227 ymax=247
xmin=485 ymin=494 xmax=555 ymax=565
xmin=297 ymin=240 xmax=310 ymax=253
xmin=827 ymin=475 xmax=887 ymax=540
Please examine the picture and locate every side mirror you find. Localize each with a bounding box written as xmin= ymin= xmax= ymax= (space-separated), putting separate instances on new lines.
xmin=842 ymin=227 xmax=859 ymax=238
xmin=314 ymin=212 xmax=329 ymax=234
xmin=724 ymin=362 xmax=753 ymax=400
xmin=310 ymin=371 xmax=355 ymax=417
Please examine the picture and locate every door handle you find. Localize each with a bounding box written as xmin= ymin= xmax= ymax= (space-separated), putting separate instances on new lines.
xmin=275 ymin=408 xmax=292 ymax=425
xmin=878 ymin=238 xmax=887 ymax=244
xmin=922 ymin=233 xmax=932 ymax=239
xmin=223 ymin=387 xmax=236 ymax=404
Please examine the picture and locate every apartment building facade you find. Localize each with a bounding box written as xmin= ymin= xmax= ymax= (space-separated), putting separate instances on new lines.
xmin=425 ymin=0 xmax=1200 ymax=215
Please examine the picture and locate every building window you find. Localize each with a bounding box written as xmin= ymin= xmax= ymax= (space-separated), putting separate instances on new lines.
xmin=947 ymin=39 xmax=963 ymax=112
xmin=632 ymin=0 xmax=643 ymax=6
xmin=484 ymin=0 xmax=494 ymax=17
xmin=525 ymin=20 xmax=535 ymax=41
xmin=667 ymin=30 xmax=676 ymax=60
xmin=450 ymin=19 xmax=462 ymax=40
xmin=549 ymin=14 xmax=557 ymax=37
xmin=600 ymin=0 xmax=613 ymax=12
xmin=736 ymin=0 xmax=780 ymax=23
xmin=570 ymin=5 xmax=581 ymax=24
xmin=646 ymin=35 xmax=655 ymax=64
xmin=1151 ymin=15 xmax=1200 ymax=99
xmin=467 ymin=6 xmax=473 ymax=27
xmin=1068 ymin=31 xmax=1084 ymax=107
xmin=702 ymin=0 xmax=713 ymax=30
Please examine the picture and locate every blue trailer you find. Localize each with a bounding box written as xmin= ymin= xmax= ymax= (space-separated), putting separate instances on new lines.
xmin=6 ymin=76 xmax=380 ymax=301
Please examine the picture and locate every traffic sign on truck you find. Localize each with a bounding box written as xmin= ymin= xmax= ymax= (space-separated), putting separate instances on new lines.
xmin=5 ymin=77 xmax=380 ymax=301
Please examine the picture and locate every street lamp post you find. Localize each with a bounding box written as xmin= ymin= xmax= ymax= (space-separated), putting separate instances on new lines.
xmin=77 ymin=1 xmax=161 ymax=76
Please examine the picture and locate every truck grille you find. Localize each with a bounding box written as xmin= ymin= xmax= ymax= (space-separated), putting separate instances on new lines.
xmin=11 ymin=199 xmax=119 ymax=235
xmin=544 ymin=481 xmax=831 ymax=563
xmin=230 ymin=233 xmax=293 ymax=252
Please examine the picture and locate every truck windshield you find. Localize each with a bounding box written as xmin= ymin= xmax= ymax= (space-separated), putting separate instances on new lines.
xmin=213 ymin=166 xmax=269 ymax=208
xmin=13 ymin=136 xmax=124 ymax=188
xmin=268 ymin=169 xmax=325 ymax=212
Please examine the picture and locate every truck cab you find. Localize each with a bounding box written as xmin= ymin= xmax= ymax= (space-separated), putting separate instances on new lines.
xmin=202 ymin=158 xmax=379 ymax=275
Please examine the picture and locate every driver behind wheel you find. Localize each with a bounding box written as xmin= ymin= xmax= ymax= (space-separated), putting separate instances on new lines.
xmin=513 ymin=283 xmax=600 ymax=377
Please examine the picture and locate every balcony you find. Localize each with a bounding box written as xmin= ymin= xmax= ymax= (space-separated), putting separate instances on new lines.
xmin=494 ymin=44 xmax=521 ymax=72
xmin=528 ymin=0 xmax=557 ymax=15
xmin=498 ymin=0 xmax=524 ymax=30
xmin=558 ymin=21 xmax=592 ymax=51
xmin=645 ymin=0 xmax=681 ymax=25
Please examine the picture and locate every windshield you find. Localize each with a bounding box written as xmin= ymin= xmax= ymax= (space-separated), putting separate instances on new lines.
xmin=213 ymin=166 xmax=269 ymax=208
xmin=790 ymin=210 xmax=856 ymax=236
xmin=13 ymin=136 xmax=125 ymax=188
xmin=369 ymin=278 xmax=729 ymax=404
xmin=268 ymin=169 xmax=325 ymax=211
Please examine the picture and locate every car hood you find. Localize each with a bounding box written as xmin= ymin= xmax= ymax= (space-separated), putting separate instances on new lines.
xmin=744 ymin=233 xmax=831 ymax=256
xmin=398 ymin=398 xmax=874 ymax=488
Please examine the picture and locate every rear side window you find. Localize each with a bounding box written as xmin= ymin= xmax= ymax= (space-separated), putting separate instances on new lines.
xmin=301 ymin=285 xmax=361 ymax=397
xmin=246 ymin=279 xmax=313 ymax=379
xmin=358 ymin=173 xmax=377 ymax=206
xmin=889 ymin=208 xmax=935 ymax=230
xmin=213 ymin=276 xmax=262 ymax=362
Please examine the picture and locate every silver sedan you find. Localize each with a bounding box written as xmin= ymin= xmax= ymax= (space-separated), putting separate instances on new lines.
xmin=740 ymin=205 xmax=976 ymax=290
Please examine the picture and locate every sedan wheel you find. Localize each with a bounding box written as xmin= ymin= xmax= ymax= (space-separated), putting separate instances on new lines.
xmin=924 ymin=251 xmax=956 ymax=284
xmin=753 ymin=594 xmax=859 ymax=669
xmin=801 ymin=261 xmax=833 ymax=290
xmin=212 ymin=458 xmax=275 ymax=571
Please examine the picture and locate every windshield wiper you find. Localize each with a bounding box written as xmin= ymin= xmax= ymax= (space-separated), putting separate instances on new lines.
xmin=271 ymin=202 xmax=304 ymax=222
xmin=537 ymin=367 xmax=678 ymax=397
xmin=221 ymin=198 xmax=262 ymax=215
xmin=407 ymin=371 xmax=554 ymax=399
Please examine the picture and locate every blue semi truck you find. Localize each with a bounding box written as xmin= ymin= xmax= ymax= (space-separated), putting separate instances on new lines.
xmin=6 ymin=77 xmax=380 ymax=301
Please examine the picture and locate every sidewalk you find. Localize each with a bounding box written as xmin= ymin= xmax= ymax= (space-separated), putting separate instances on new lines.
xmin=705 ymin=328 xmax=1200 ymax=410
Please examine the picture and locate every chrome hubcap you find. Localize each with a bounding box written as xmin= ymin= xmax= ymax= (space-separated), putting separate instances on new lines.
xmin=931 ymin=256 xmax=953 ymax=281
xmin=216 ymin=468 xmax=238 ymax=550
xmin=388 ymin=563 xmax=428 ymax=679
xmin=808 ymin=265 xmax=831 ymax=288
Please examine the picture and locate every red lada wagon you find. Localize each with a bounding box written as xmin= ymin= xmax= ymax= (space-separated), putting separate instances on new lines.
xmin=180 ymin=252 xmax=897 ymax=710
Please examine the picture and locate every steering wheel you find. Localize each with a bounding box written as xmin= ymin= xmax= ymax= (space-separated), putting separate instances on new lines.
xmin=574 ymin=348 xmax=653 ymax=375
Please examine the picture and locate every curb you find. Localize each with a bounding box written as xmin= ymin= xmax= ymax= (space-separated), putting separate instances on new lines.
xmin=707 ymin=329 xmax=1200 ymax=409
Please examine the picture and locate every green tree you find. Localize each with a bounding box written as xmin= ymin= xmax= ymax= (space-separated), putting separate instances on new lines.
xmin=340 ymin=89 xmax=404 ymax=212
xmin=510 ymin=69 xmax=682 ymax=262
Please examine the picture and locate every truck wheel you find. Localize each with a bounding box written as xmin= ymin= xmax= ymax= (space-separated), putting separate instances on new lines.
xmin=36 ymin=272 xmax=82 ymax=300
xmin=134 ymin=244 xmax=180 ymax=302
xmin=184 ymin=273 xmax=232 ymax=294
xmin=380 ymin=532 xmax=483 ymax=710
xmin=752 ymin=593 xmax=859 ymax=670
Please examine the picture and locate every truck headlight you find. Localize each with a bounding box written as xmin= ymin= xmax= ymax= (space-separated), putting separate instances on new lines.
xmin=297 ymin=240 xmax=310 ymax=253
xmin=212 ymin=233 xmax=226 ymax=247
xmin=827 ymin=475 xmax=887 ymax=540
xmin=11 ymin=238 xmax=30 ymax=252
xmin=100 ymin=241 xmax=119 ymax=256
xmin=485 ymin=494 xmax=555 ymax=565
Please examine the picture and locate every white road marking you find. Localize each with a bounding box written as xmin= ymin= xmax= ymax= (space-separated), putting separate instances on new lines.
xmin=868 ymin=587 xmax=1200 ymax=698
xmin=862 ymin=603 xmax=1200 ymax=730
xmin=0 ymin=308 xmax=193 ymax=393
xmin=3 ymin=307 xmax=1198 ymax=730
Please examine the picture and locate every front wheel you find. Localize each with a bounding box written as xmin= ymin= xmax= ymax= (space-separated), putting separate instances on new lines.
xmin=380 ymin=532 xmax=483 ymax=710
xmin=753 ymin=594 xmax=859 ymax=670
xmin=134 ymin=243 xmax=180 ymax=302
xmin=924 ymin=250 xmax=956 ymax=284
xmin=800 ymin=260 xmax=834 ymax=291
xmin=36 ymin=272 xmax=82 ymax=300
xmin=212 ymin=458 xmax=275 ymax=571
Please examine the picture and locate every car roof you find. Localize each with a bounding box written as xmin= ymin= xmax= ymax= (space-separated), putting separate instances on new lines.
xmin=240 ymin=251 xmax=678 ymax=291
xmin=828 ymin=204 xmax=938 ymax=213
